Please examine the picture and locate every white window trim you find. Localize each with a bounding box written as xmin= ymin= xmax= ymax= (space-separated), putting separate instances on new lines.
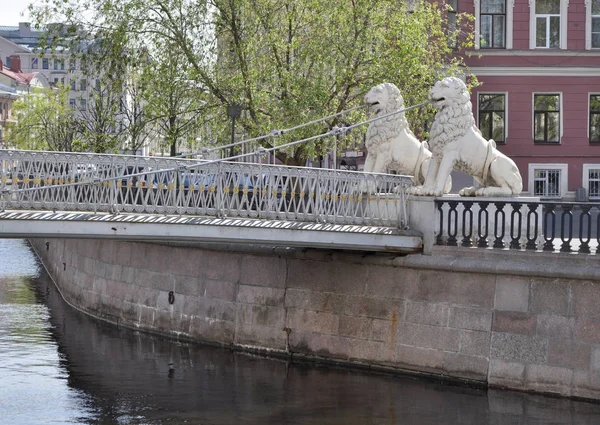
xmin=474 ymin=0 xmax=514 ymax=49
xmin=477 ymin=92 xmax=509 ymax=142
xmin=529 ymin=0 xmax=569 ymax=49
xmin=583 ymin=164 xmax=600 ymax=199
xmin=532 ymin=92 xmax=563 ymax=142
xmin=588 ymin=92 xmax=599 ymax=140
xmin=528 ymin=163 xmax=568 ymax=198
xmin=586 ymin=0 xmax=599 ymax=49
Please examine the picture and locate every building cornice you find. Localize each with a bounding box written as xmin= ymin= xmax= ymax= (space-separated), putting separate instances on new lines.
xmin=469 ymin=66 xmax=600 ymax=76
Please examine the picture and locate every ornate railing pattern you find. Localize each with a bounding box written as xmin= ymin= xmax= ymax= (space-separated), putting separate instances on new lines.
xmin=0 ymin=150 xmax=411 ymax=227
xmin=435 ymin=199 xmax=600 ymax=254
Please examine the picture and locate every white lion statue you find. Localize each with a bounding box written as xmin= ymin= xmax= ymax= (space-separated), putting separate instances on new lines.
xmin=360 ymin=82 xmax=451 ymax=194
xmin=408 ymin=77 xmax=523 ymax=197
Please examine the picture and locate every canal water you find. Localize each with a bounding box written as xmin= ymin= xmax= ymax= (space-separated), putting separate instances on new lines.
xmin=2 ymin=240 xmax=600 ymax=425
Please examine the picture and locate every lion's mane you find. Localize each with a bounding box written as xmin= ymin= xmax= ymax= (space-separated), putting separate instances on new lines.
xmin=428 ymin=81 xmax=478 ymax=153
xmin=365 ymin=83 xmax=412 ymax=150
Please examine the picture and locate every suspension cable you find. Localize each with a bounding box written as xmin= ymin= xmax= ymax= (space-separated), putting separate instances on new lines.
xmin=7 ymin=100 xmax=431 ymax=194
xmin=174 ymin=104 xmax=367 ymax=158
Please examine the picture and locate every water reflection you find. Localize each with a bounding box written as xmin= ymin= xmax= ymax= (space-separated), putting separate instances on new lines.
xmin=1 ymin=239 xmax=600 ymax=424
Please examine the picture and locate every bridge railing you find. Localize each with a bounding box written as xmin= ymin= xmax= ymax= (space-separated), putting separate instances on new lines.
xmin=0 ymin=149 xmax=412 ymax=227
xmin=434 ymin=198 xmax=600 ymax=254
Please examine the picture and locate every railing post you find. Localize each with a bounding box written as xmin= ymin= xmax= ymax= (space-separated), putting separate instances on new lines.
xmin=525 ymin=203 xmax=539 ymax=250
xmin=477 ymin=201 xmax=489 ymax=248
xmin=543 ymin=203 xmax=556 ymax=252
xmin=461 ymin=201 xmax=473 ymax=247
xmin=560 ymin=204 xmax=574 ymax=253
xmin=447 ymin=201 xmax=459 ymax=246
xmin=436 ymin=200 xmax=445 ymax=246
xmin=493 ymin=202 xmax=506 ymax=249
xmin=509 ymin=202 xmax=522 ymax=250
xmin=578 ymin=204 xmax=592 ymax=254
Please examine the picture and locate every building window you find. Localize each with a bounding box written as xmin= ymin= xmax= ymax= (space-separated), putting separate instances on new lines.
xmin=530 ymin=0 xmax=568 ymax=49
xmin=534 ymin=94 xmax=560 ymax=143
xmin=534 ymin=169 xmax=561 ymax=197
xmin=584 ymin=165 xmax=600 ymax=199
xmin=79 ymin=98 xmax=87 ymax=110
xmin=475 ymin=0 xmax=514 ymax=49
xmin=590 ymin=95 xmax=600 ymax=143
xmin=536 ymin=0 xmax=560 ymax=48
xmin=70 ymin=79 xmax=76 ymax=91
xmin=478 ymin=93 xmax=506 ymax=143
xmin=528 ymin=163 xmax=568 ymax=198
xmin=31 ymin=58 xmax=38 ymax=69
xmin=69 ymin=59 xmax=76 ymax=70
xmin=54 ymin=59 xmax=59 ymax=70
xmin=80 ymin=79 xmax=87 ymax=91
xmin=586 ymin=0 xmax=600 ymax=49
xmin=42 ymin=58 xmax=49 ymax=69
xmin=69 ymin=98 xmax=76 ymax=108
xmin=480 ymin=0 xmax=506 ymax=48
xmin=594 ymin=0 xmax=600 ymax=47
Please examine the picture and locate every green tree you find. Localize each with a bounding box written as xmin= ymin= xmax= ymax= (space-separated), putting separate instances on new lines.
xmin=31 ymin=0 xmax=473 ymax=163
xmin=6 ymin=86 xmax=79 ymax=151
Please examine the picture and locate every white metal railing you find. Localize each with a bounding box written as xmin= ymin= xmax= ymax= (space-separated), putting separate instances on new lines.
xmin=0 ymin=149 xmax=411 ymax=227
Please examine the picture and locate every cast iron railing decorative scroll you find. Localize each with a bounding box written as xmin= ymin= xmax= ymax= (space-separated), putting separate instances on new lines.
xmin=0 ymin=149 xmax=412 ymax=228
xmin=435 ymin=199 xmax=600 ymax=255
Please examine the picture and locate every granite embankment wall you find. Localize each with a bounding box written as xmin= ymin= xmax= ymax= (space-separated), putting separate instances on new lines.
xmin=31 ymin=239 xmax=600 ymax=401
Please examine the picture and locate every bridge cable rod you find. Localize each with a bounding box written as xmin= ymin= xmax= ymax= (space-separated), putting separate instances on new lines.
xmin=7 ymin=100 xmax=431 ymax=194
xmin=174 ymin=104 xmax=367 ymax=158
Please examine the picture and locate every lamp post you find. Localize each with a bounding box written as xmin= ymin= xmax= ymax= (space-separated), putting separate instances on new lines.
xmin=226 ymin=103 xmax=242 ymax=159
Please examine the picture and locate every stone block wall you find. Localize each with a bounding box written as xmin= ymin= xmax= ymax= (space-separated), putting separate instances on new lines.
xmin=30 ymin=239 xmax=600 ymax=401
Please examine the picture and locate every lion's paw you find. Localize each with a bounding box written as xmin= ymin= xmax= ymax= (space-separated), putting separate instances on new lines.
xmin=459 ymin=186 xmax=478 ymax=197
xmin=406 ymin=185 xmax=424 ymax=195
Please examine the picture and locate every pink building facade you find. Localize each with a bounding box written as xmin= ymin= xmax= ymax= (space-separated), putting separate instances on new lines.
xmin=460 ymin=0 xmax=600 ymax=200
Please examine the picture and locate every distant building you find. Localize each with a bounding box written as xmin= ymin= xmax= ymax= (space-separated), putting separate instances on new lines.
xmin=0 ymin=23 xmax=90 ymax=113
xmin=0 ymin=54 xmax=49 ymax=147
xmin=459 ymin=0 xmax=600 ymax=200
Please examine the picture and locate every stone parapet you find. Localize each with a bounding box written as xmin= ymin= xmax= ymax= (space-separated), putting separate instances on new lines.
xmin=30 ymin=238 xmax=600 ymax=401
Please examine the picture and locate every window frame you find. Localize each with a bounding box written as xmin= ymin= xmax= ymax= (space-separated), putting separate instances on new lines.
xmin=583 ymin=164 xmax=600 ymax=200
xmin=586 ymin=0 xmax=600 ymax=49
xmin=42 ymin=58 xmax=49 ymax=70
xmin=528 ymin=163 xmax=568 ymax=199
xmin=477 ymin=92 xmax=507 ymax=144
xmin=475 ymin=0 xmax=514 ymax=49
xmin=30 ymin=58 xmax=38 ymax=69
xmin=533 ymin=93 xmax=562 ymax=144
xmin=589 ymin=93 xmax=600 ymax=143
xmin=530 ymin=0 xmax=569 ymax=49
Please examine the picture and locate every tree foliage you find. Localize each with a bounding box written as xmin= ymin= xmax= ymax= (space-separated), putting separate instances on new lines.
xmin=6 ymin=86 xmax=79 ymax=151
xmin=31 ymin=0 xmax=474 ymax=162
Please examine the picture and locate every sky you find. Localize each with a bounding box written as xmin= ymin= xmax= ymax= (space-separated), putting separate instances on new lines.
xmin=0 ymin=0 xmax=31 ymax=26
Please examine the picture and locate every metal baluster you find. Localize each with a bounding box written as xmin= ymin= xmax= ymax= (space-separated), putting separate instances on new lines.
xmin=560 ymin=204 xmax=573 ymax=253
xmin=436 ymin=200 xmax=445 ymax=245
xmin=525 ymin=203 xmax=539 ymax=250
xmin=461 ymin=201 xmax=473 ymax=247
xmin=543 ymin=203 xmax=556 ymax=252
xmin=509 ymin=203 xmax=522 ymax=249
xmin=596 ymin=205 xmax=600 ymax=255
xmin=477 ymin=201 xmax=489 ymax=248
xmin=578 ymin=205 xmax=592 ymax=254
xmin=447 ymin=201 xmax=459 ymax=246
xmin=493 ymin=202 xmax=506 ymax=249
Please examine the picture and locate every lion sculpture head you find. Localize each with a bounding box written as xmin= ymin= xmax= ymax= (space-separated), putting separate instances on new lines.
xmin=428 ymin=77 xmax=478 ymax=152
xmin=364 ymin=83 xmax=411 ymax=148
